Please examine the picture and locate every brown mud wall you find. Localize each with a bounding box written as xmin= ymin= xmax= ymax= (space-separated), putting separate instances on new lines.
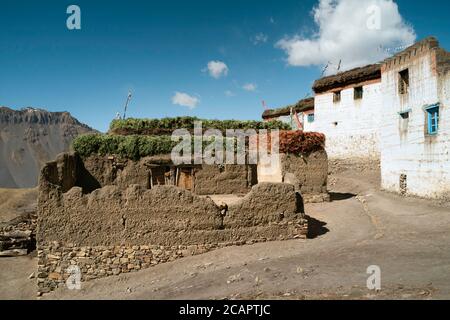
xmin=281 ymin=151 xmax=329 ymax=203
xmin=70 ymin=155 xmax=256 ymax=195
xmin=193 ymin=164 xmax=257 ymax=195
xmin=37 ymin=153 xmax=307 ymax=294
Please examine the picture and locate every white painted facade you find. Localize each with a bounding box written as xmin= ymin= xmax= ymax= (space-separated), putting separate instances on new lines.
xmin=264 ymin=109 xmax=315 ymax=131
xmin=309 ymin=38 xmax=450 ymax=199
xmin=257 ymin=156 xmax=282 ymax=183
xmin=312 ymin=81 xmax=382 ymax=160
xmin=301 ymin=109 xmax=316 ymax=132
xmin=380 ymin=42 xmax=450 ymax=199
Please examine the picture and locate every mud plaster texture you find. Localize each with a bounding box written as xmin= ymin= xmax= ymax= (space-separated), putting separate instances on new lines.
xmin=79 ymin=155 xmax=256 ymax=195
xmin=37 ymin=153 xmax=308 ymax=295
xmin=281 ymin=151 xmax=330 ymax=203
xmin=193 ymin=164 xmax=257 ymax=195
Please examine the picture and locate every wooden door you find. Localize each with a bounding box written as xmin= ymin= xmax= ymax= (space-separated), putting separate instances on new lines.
xmin=177 ymin=168 xmax=193 ymax=191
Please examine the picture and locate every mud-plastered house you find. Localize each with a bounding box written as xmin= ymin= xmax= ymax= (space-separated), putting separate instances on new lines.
xmin=35 ymin=117 xmax=330 ymax=294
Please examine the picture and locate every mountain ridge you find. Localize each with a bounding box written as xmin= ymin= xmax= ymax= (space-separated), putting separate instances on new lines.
xmin=0 ymin=106 xmax=97 ymax=188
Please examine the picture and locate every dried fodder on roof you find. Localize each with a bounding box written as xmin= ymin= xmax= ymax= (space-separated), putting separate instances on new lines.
xmin=313 ymin=64 xmax=381 ymax=94
xmin=262 ymin=98 xmax=314 ymax=119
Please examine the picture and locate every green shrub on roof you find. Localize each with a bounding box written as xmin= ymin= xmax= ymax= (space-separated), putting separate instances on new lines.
xmin=109 ymin=117 xmax=291 ymax=135
xmin=73 ymin=133 xmax=241 ymax=160
xmin=73 ymin=134 xmax=176 ymax=160
xmin=73 ymin=130 xmax=325 ymax=161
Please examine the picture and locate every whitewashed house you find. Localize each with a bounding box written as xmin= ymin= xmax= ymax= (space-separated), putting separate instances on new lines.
xmin=263 ymin=37 xmax=450 ymax=199
xmin=379 ymin=37 xmax=450 ymax=199
xmin=308 ymin=37 xmax=450 ymax=199
xmin=311 ymin=64 xmax=383 ymax=160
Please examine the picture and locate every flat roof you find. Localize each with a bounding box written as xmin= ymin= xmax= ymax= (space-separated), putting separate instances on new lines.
xmin=262 ymin=97 xmax=314 ymax=119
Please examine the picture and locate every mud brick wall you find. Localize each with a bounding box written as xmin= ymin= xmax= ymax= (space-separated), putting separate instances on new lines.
xmin=281 ymin=151 xmax=330 ymax=203
xmin=37 ymin=155 xmax=308 ymax=295
xmin=258 ymin=150 xmax=329 ymax=203
xmin=72 ymin=155 xmax=256 ymax=195
xmin=81 ymin=155 xmax=153 ymax=190
xmin=193 ymin=164 xmax=257 ymax=195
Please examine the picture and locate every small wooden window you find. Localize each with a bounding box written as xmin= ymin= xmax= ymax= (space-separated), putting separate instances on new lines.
xmin=354 ymin=86 xmax=363 ymax=100
xmin=426 ymin=106 xmax=439 ymax=135
xmin=333 ymin=91 xmax=341 ymax=103
xmin=399 ymin=69 xmax=409 ymax=94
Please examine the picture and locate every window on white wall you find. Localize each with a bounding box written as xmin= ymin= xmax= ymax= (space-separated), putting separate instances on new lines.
xmin=307 ymin=113 xmax=315 ymax=123
xmin=333 ymin=91 xmax=341 ymax=103
xmin=399 ymin=110 xmax=410 ymax=119
xmin=354 ymin=86 xmax=363 ymax=100
xmin=399 ymin=110 xmax=410 ymax=134
xmin=399 ymin=69 xmax=409 ymax=95
xmin=426 ymin=106 xmax=439 ymax=135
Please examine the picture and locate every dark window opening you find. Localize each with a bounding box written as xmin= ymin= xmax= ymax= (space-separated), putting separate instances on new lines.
xmin=307 ymin=113 xmax=315 ymax=123
xmin=333 ymin=91 xmax=341 ymax=103
xmin=399 ymin=69 xmax=409 ymax=95
xmin=400 ymin=112 xmax=409 ymax=119
xmin=399 ymin=111 xmax=410 ymax=134
xmin=354 ymin=86 xmax=363 ymax=100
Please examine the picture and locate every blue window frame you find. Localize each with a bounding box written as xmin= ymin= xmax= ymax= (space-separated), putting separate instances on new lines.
xmin=426 ymin=106 xmax=439 ymax=135
xmin=307 ymin=113 xmax=315 ymax=123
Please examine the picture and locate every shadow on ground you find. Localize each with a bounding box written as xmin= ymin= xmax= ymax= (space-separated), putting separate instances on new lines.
xmin=329 ymin=192 xmax=356 ymax=201
xmin=305 ymin=215 xmax=329 ymax=239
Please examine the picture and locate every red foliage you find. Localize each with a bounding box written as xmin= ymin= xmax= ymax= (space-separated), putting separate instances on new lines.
xmin=252 ymin=130 xmax=325 ymax=155
xmin=279 ymin=131 xmax=326 ymax=154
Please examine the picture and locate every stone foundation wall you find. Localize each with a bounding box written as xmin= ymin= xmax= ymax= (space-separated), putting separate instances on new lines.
xmin=37 ymin=221 xmax=307 ymax=295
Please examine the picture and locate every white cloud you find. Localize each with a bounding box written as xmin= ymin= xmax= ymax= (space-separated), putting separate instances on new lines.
xmin=204 ymin=60 xmax=229 ymax=79
xmin=171 ymin=92 xmax=200 ymax=109
xmin=225 ymin=90 xmax=235 ymax=97
xmin=242 ymin=83 xmax=257 ymax=92
xmin=276 ymin=0 xmax=416 ymax=73
xmin=252 ymin=33 xmax=269 ymax=45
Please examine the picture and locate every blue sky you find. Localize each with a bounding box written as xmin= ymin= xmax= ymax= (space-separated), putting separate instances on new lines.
xmin=1 ymin=0 xmax=449 ymax=132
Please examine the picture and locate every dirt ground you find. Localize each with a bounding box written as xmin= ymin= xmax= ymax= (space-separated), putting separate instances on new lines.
xmin=0 ymin=188 xmax=37 ymax=223
xmin=2 ymin=165 xmax=450 ymax=300
xmin=0 ymin=188 xmax=37 ymax=300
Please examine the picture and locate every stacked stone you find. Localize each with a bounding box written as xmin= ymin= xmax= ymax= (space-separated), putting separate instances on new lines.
xmin=36 ymin=218 xmax=308 ymax=296
xmin=0 ymin=212 xmax=36 ymax=256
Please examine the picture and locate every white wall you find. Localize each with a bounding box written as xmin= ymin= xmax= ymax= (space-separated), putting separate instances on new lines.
xmin=380 ymin=50 xmax=450 ymax=199
xmin=266 ymin=112 xmax=314 ymax=131
xmin=302 ymin=110 xmax=316 ymax=132
xmin=257 ymin=157 xmax=282 ymax=183
xmin=312 ymin=82 xmax=382 ymax=160
xmin=275 ymin=115 xmax=297 ymax=129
